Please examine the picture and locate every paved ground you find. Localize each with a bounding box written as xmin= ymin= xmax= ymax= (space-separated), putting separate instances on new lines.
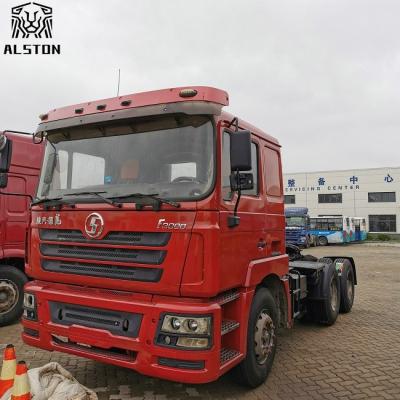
xmin=1 ymin=244 xmax=399 ymax=400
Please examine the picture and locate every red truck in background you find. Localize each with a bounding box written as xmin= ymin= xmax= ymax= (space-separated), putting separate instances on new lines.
xmin=0 ymin=131 xmax=44 ymax=326
xmin=20 ymin=87 xmax=357 ymax=387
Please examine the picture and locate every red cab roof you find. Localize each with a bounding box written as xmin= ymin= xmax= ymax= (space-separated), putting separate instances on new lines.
xmin=39 ymin=86 xmax=229 ymax=123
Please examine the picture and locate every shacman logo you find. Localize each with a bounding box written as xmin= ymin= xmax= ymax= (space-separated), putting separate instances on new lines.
xmin=3 ymin=2 xmax=61 ymax=55
xmin=11 ymin=2 xmax=53 ymax=38
xmin=85 ymin=213 xmax=105 ymax=239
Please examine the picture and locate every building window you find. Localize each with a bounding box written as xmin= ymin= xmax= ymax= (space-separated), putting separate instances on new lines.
xmin=318 ymin=193 xmax=342 ymax=203
xmin=284 ymin=195 xmax=295 ymax=204
xmin=369 ymin=215 xmax=396 ymax=232
xmin=368 ymin=192 xmax=396 ymax=202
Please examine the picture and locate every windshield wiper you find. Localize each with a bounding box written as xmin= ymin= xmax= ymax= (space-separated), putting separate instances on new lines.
xmin=110 ymin=193 xmax=180 ymax=210
xmin=64 ymin=191 xmax=122 ymax=208
xmin=31 ymin=197 xmax=64 ymax=206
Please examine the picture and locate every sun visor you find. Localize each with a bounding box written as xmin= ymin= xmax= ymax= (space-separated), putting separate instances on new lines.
xmin=35 ymin=101 xmax=223 ymax=137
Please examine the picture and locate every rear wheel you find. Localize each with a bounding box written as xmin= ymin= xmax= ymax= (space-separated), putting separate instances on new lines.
xmin=319 ymin=264 xmax=340 ymax=325
xmin=0 ymin=266 xmax=27 ymax=326
xmin=335 ymin=258 xmax=355 ymax=313
xmin=309 ymin=261 xmax=340 ymax=325
xmin=318 ymin=236 xmax=328 ymax=246
xmin=232 ymin=288 xmax=277 ymax=388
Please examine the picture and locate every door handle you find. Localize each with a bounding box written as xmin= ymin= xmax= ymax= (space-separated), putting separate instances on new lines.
xmin=257 ymin=240 xmax=267 ymax=249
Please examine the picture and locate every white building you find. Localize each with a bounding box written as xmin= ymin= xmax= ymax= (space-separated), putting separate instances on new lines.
xmin=283 ymin=167 xmax=400 ymax=235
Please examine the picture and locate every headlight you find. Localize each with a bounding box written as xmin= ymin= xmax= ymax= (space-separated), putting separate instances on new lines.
xmin=161 ymin=315 xmax=211 ymax=335
xmin=23 ymin=293 xmax=36 ymax=309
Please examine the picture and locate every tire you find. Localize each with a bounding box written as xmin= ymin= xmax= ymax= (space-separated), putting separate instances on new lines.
xmin=318 ymin=236 xmax=328 ymax=246
xmin=232 ymin=288 xmax=278 ymax=388
xmin=0 ymin=266 xmax=28 ymax=327
xmin=307 ymin=258 xmax=340 ymax=325
xmin=319 ymin=263 xmax=340 ymax=325
xmin=335 ymin=258 xmax=355 ymax=313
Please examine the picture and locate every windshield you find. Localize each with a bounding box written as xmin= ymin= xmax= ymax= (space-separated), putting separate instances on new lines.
xmin=36 ymin=114 xmax=215 ymax=202
xmin=286 ymin=216 xmax=307 ymax=228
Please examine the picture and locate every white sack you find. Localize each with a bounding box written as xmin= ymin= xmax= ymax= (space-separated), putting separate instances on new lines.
xmin=0 ymin=362 xmax=97 ymax=400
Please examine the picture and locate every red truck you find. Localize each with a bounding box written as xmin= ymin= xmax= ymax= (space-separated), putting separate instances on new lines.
xmin=20 ymin=87 xmax=357 ymax=387
xmin=0 ymin=131 xmax=44 ymax=326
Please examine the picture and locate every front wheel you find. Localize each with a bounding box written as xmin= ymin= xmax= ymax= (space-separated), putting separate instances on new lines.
xmin=0 ymin=266 xmax=28 ymax=326
xmin=232 ymin=288 xmax=278 ymax=388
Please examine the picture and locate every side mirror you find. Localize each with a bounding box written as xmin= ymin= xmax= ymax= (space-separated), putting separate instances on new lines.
xmin=230 ymin=130 xmax=252 ymax=172
xmin=0 ymin=173 xmax=8 ymax=188
xmin=0 ymin=135 xmax=12 ymax=173
xmin=227 ymin=130 xmax=254 ymax=228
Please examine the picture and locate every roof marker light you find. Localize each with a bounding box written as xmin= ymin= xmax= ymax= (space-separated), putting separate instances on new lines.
xmin=121 ymin=100 xmax=132 ymax=106
xmin=179 ymin=88 xmax=198 ymax=98
xmin=39 ymin=113 xmax=48 ymax=121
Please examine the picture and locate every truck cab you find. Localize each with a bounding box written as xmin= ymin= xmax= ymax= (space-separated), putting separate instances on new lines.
xmin=21 ymin=87 xmax=356 ymax=387
xmin=0 ymin=131 xmax=44 ymax=326
xmin=284 ymin=207 xmax=314 ymax=248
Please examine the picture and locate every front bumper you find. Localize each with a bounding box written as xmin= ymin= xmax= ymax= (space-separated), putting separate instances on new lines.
xmin=21 ymin=281 xmax=225 ymax=384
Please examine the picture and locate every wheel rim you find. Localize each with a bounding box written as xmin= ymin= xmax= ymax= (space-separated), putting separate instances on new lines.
xmin=254 ymin=309 xmax=275 ymax=365
xmin=347 ymin=272 xmax=354 ymax=300
xmin=330 ymin=279 xmax=338 ymax=312
xmin=0 ymin=279 xmax=19 ymax=315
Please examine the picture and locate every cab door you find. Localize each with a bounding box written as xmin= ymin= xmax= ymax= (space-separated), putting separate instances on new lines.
xmin=219 ymin=130 xmax=266 ymax=289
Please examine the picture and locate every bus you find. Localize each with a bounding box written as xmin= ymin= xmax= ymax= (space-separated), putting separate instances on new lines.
xmin=309 ymin=216 xmax=352 ymax=246
xmin=353 ymin=217 xmax=367 ymax=241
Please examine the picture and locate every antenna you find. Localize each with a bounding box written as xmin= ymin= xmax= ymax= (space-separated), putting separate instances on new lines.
xmin=117 ymin=68 xmax=121 ymax=96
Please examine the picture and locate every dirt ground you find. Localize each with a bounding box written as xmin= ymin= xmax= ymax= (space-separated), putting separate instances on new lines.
xmin=1 ymin=243 xmax=399 ymax=399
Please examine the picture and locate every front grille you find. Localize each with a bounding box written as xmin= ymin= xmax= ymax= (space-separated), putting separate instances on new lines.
xmin=39 ymin=229 xmax=170 ymax=247
xmin=40 ymin=243 xmax=166 ymax=264
xmin=49 ymin=301 xmax=142 ymax=338
xmin=285 ymin=230 xmax=303 ymax=242
xmin=42 ymin=259 xmax=162 ymax=282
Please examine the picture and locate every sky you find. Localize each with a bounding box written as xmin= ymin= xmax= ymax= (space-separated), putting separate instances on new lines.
xmin=0 ymin=0 xmax=399 ymax=172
